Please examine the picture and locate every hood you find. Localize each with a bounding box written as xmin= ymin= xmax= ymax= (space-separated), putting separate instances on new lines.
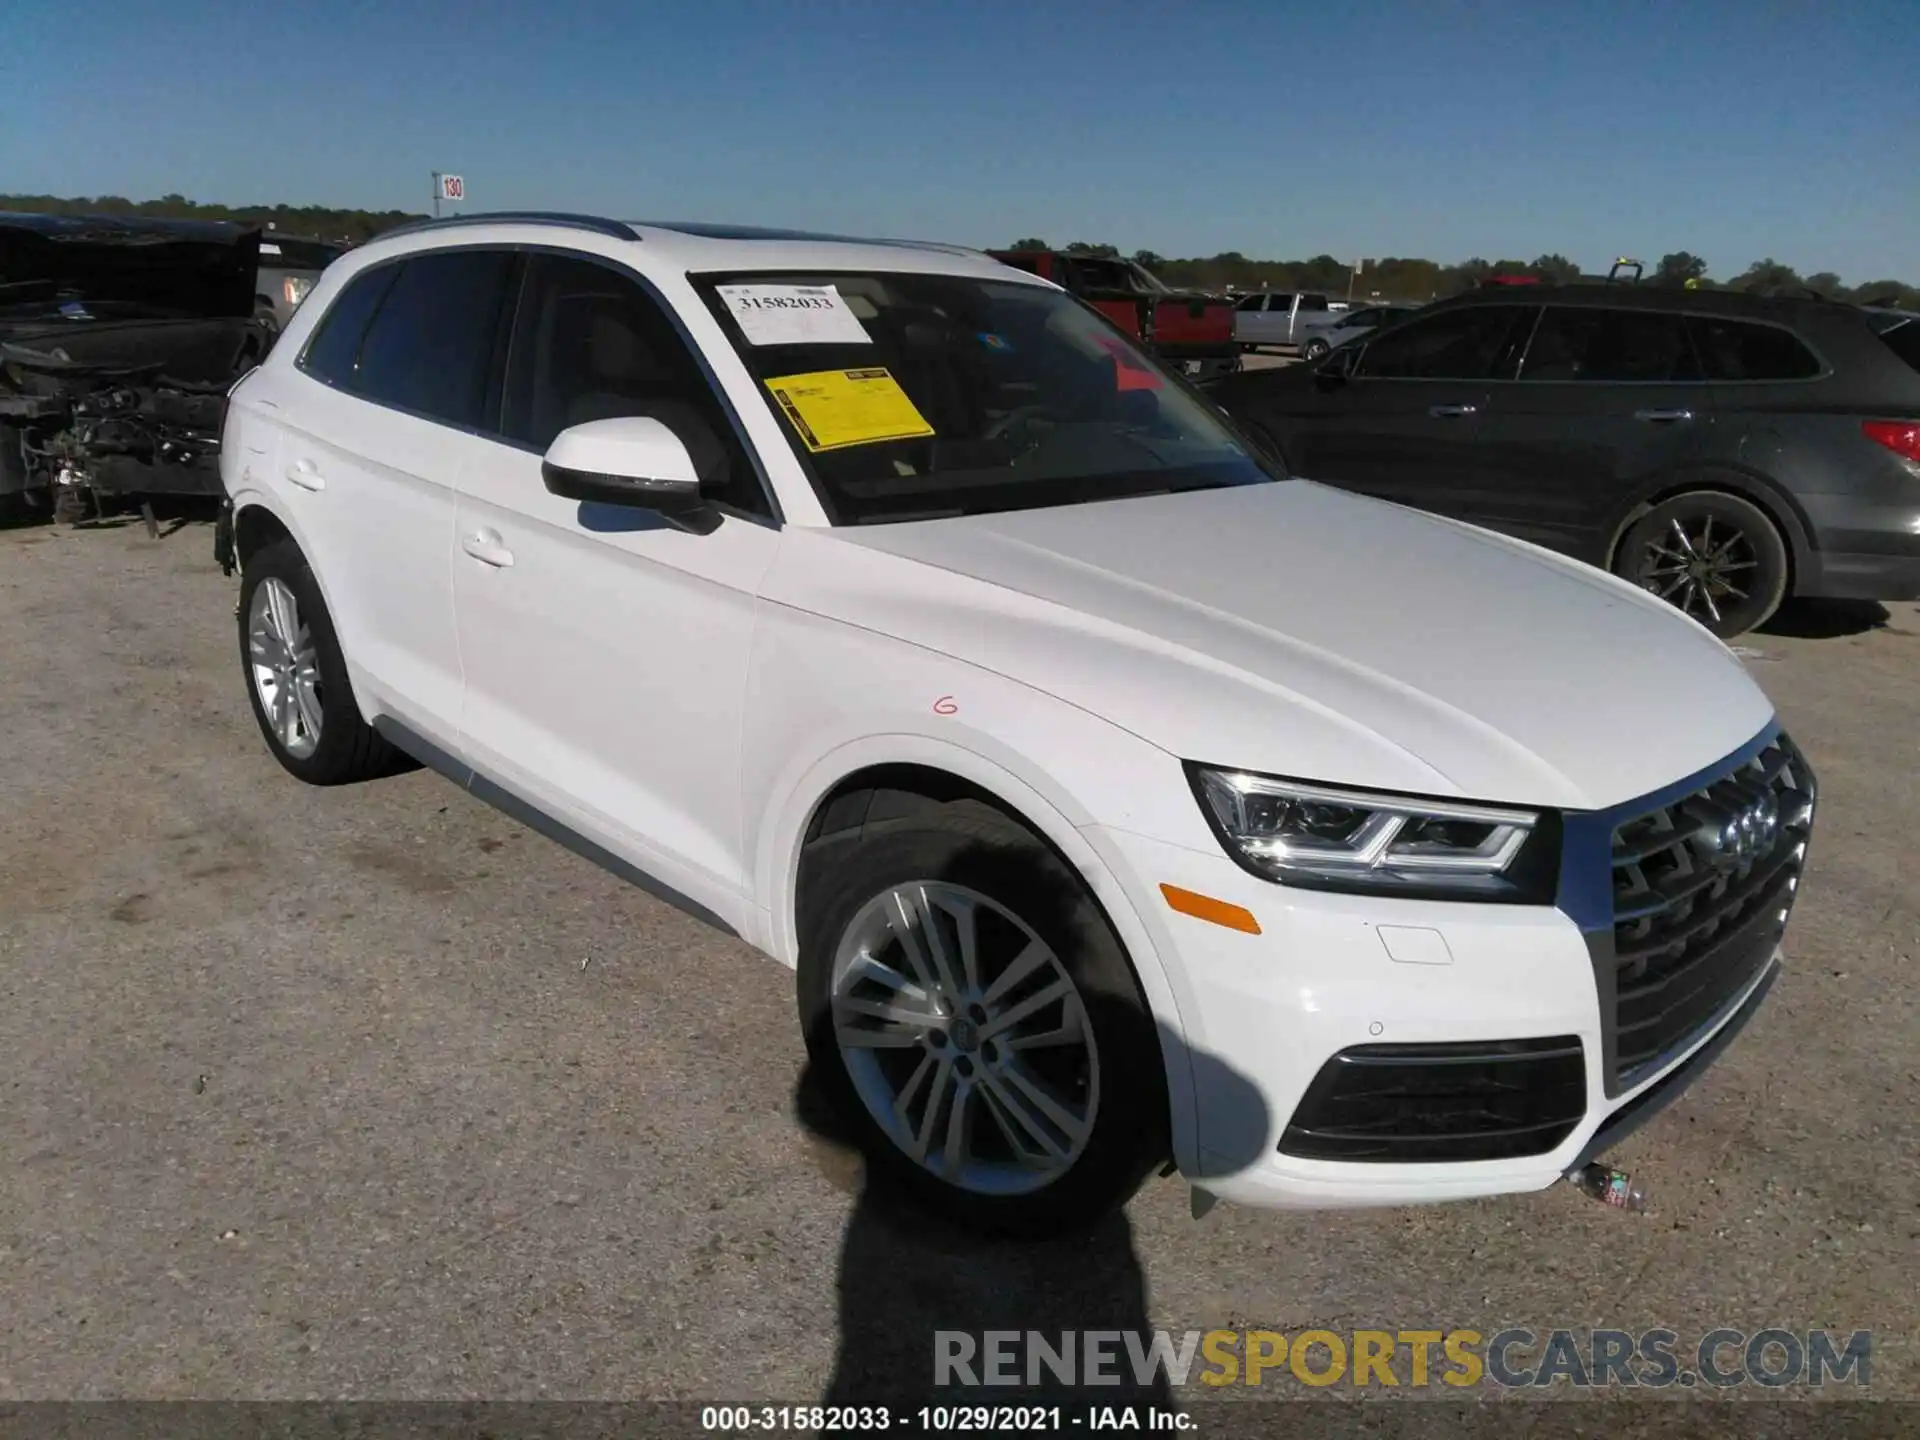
xmin=0 ymin=213 xmax=260 ymax=321
xmin=771 ymin=482 xmax=1775 ymax=811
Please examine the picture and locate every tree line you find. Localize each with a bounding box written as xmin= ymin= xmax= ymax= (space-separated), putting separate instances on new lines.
xmin=0 ymin=194 xmax=426 ymax=246
xmin=4 ymin=197 xmax=1911 ymax=308
xmin=1011 ymin=239 xmax=1919 ymax=309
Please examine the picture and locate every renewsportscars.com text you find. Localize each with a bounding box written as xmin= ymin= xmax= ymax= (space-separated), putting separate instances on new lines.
xmin=934 ymin=1328 xmax=1872 ymax=1390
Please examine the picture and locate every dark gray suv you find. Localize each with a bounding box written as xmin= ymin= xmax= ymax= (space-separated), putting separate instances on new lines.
xmin=1214 ymin=287 xmax=1920 ymax=638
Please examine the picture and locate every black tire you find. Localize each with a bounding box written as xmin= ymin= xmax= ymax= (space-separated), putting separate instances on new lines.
xmin=796 ymin=797 xmax=1169 ymax=1238
xmin=1612 ymin=490 xmax=1790 ymax=639
xmin=1303 ymin=338 xmax=1330 ymax=361
xmin=238 ymin=538 xmax=398 ymax=784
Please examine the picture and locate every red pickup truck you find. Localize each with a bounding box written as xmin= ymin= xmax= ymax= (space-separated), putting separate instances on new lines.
xmin=989 ymin=250 xmax=1240 ymax=383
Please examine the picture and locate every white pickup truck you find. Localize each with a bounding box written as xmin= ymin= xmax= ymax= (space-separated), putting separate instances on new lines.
xmin=1233 ymin=290 xmax=1341 ymax=351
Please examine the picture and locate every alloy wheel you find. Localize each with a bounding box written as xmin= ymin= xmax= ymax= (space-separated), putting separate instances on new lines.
xmin=829 ymin=881 xmax=1099 ymax=1196
xmin=1635 ymin=514 xmax=1761 ymax=628
xmin=248 ymin=576 xmax=323 ymax=759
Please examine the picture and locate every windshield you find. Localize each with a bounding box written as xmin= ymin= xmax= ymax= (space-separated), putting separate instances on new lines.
xmin=698 ymin=271 xmax=1276 ymax=524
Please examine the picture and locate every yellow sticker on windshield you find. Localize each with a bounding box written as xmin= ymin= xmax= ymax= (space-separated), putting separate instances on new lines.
xmin=763 ymin=368 xmax=934 ymax=452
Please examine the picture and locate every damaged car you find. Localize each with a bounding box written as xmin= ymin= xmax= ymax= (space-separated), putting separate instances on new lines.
xmin=0 ymin=212 xmax=273 ymax=524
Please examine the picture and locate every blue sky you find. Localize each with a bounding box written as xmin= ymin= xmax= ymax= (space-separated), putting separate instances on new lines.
xmin=5 ymin=0 xmax=1914 ymax=282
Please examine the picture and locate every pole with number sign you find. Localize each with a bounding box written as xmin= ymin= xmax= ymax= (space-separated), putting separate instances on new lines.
xmin=430 ymin=172 xmax=465 ymax=218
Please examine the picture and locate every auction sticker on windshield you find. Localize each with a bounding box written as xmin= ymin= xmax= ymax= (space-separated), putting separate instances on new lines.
xmin=716 ymin=284 xmax=872 ymax=346
xmin=764 ymin=368 xmax=935 ymax=452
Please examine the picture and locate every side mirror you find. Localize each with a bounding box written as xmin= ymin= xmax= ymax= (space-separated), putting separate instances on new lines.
xmin=541 ymin=416 xmax=719 ymax=534
xmin=1315 ymin=345 xmax=1358 ymax=387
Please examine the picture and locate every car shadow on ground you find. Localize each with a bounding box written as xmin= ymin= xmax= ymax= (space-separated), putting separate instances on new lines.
xmin=794 ymin=1059 xmax=1177 ymax=1415
xmin=1 ymin=492 xmax=218 ymax=536
xmin=1759 ymin=598 xmax=1892 ymax=639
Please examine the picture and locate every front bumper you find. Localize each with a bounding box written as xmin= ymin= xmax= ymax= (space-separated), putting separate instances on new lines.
xmin=1083 ymin=730 xmax=1807 ymax=1210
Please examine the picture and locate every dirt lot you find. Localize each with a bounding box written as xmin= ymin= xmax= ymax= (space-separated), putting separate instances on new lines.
xmin=0 ymin=509 xmax=1915 ymax=1407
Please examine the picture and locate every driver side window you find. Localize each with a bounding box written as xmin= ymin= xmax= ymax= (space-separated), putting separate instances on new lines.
xmin=500 ymin=255 xmax=771 ymax=519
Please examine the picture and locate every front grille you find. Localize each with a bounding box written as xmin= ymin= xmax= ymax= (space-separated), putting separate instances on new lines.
xmin=1279 ymin=1036 xmax=1586 ymax=1162
xmin=1608 ymin=734 xmax=1814 ymax=1087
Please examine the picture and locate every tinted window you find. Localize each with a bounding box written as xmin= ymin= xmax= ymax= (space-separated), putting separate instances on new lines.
xmin=1874 ymin=316 xmax=1920 ymax=374
xmin=1344 ymin=308 xmax=1381 ymax=327
xmin=1267 ymin=293 xmax=1294 ymax=311
xmin=351 ymin=250 xmax=517 ymax=428
xmin=1299 ymin=294 xmax=1329 ymax=312
xmin=1354 ymin=305 xmax=1530 ymax=380
xmin=1520 ymin=307 xmax=1702 ymax=383
xmin=503 ymin=255 xmax=769 ymax=518
xmin=299 ymin=263 xmax=400 ymax=386
xmin=1687 ymin=316 xmax=1822 ymax=381
xmin=1060 ymin=257 xmax=1136 ymax=292
xmin=1234 ymin=294 xmax=1264 ymax=312
xmin=263 ymin=237 xmax=346 ymax=269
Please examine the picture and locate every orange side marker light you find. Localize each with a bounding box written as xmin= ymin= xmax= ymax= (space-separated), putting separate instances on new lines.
xmin=1160 ymin=883 xmax=1261 ymax=935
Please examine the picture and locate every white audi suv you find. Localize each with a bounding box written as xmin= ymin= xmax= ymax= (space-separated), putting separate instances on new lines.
xmin=217 ymin=214 xmax=1815 ymax=1235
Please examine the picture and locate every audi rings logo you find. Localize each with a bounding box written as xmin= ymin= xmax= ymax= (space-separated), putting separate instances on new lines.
xmin=1709 ymin=791 xmax=1781 ymax=870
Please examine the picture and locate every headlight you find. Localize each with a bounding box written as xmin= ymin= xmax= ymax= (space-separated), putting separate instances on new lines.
xmin=1186 ymin=764 xmax=1559 ymax=901
xmin=283 ymin=275 xmax=314 ymax=308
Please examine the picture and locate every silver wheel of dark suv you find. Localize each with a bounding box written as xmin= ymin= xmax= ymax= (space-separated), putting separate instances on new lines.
xmin=1614 ymin=491 xmax=1790 ymax=640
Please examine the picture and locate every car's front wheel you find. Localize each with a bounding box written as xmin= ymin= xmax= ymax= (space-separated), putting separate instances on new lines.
xmin=1302 ymin=337 xmax=1331 ymax=360
xmin=1613 ymin=491 xmax=1790 ymax=639
xmin=238 ymin=538 xmax=398 ymax=784
xmin=797 ymin=798 xmax=1168 ymax=1237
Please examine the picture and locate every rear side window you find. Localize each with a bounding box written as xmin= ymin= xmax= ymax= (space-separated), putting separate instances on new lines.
xmin=1267 ymin=293 xmax=1294 ymax=311
xmin=1687 ymin=316 xmax=1822 ymax=381
xmin=1872 ymin=316 xmax=1920 ymax=374
xmin=351 ymin=250 xmax=518 ymax=428
xmin=1355 ymin=304 xmax=1532 ymax=380
xmin=299 ymin=264 xmax=400 ymax=386
xmin=1060 ymin=257 xmax=1135 ymax=292
xmin=1520 ymin=307 xmax=1702 ymax=383
xmin=1299 ymin=294 xmax=1329 ymax=312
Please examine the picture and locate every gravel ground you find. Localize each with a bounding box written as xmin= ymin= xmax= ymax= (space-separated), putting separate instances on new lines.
xmin=0 ymin=507 xmax=1914 ymax=1409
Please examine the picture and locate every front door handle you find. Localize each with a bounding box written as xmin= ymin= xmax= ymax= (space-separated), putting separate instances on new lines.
xmin=1428 ymin=403 xmax=1479 ymax=418
xmin=1634 ymin=407 xmax=1695 ymax=423
xmin=284 ymin=458 xmax=325 ymax=491
xmin=461 ymin=529 xmax=514 ymax=568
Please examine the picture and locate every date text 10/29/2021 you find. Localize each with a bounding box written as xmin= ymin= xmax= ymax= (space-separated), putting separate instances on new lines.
xmin=702 ymin=1407 xmax=1192 ymax=1432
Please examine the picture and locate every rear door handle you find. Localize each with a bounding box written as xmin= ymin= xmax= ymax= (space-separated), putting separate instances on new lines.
xmin=461 ymin=528 xmax=514 ymax=569
xmin=284 ymin=458 xmax=325 ymax=491
xmin=1428 ymin=403 xmax=1479 ymax=418
xmin=1634 ymin=407 xmax=1694 ymax=423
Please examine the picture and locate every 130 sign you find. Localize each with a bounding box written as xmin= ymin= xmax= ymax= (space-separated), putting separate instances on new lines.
xmin=437 ymin=174 xmax=465 ymax=202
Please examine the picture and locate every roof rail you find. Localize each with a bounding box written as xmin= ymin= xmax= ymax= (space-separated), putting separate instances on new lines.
xmin=375 ymin=211 xmax=636 ymax=242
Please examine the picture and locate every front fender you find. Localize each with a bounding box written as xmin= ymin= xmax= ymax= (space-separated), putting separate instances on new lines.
xmin=742 ymin=609 xmax=1207 ymax=1175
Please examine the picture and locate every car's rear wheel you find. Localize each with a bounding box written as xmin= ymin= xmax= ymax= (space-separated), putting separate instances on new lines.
xmin=1612 ymin=491 xmax=1790 ymax=639
xmin=796 ymin=798 xmax=1168 ymax=1237
xmin=239 ymin=539 xmax=397 ymax=784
